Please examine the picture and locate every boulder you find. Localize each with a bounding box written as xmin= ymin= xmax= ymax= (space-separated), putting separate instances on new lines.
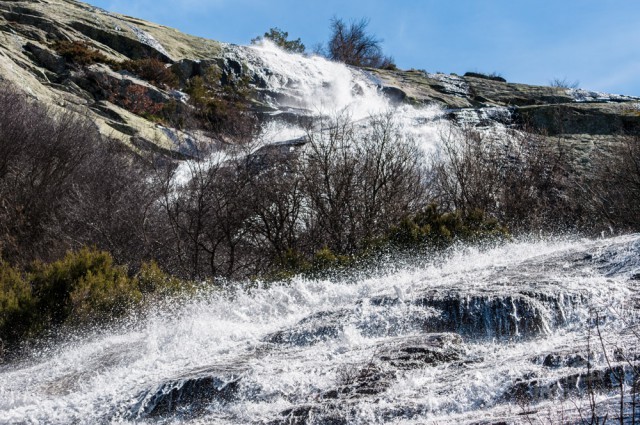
xmin=128 ymin=365 xmax=245 ymax=419
xmin=264 ymin=310 xmax=349 ymax=346
xmin=503 ymin=365 xmax=627 ymax=403
xmin=377 ymin=333 xmax=464 ymax=369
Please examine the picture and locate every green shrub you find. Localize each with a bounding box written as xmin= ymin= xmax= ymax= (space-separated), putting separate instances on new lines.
xmin=251 ymin=27 xmax=305 ymax=53
xmin=387 ymin=205 xmax=508 ymax=249
xmin=137 ymin=260 xmax=188 ymax=297
xmin=463 ymin=71 xmax=506 ymax=83
xmin=265 ymin=207 xmax=507 ymax=280
xmin=68 ymin=268 xmax=141 ymax=324
xmin=312 ymin=246 xmax=348 ymax=270
xmin=0 ymin=260 xmax=34 ymax=345
xmin=0 ymin=248 xmax=198 ymax=355
xmin=29 ymin=247 xmax=138 ymax=327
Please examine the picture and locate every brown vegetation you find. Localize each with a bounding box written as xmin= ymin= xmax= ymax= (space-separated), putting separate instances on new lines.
xmin=116 ymin=57 xmax=179 ymax=89
xmin=2 ymin=78 xmax=640 ymax=356
xmin=585 ymin=136 xmax=640 ymax=231
xmin=429 ymin=126 xmax=580 ymax=233
xmin=52 ymin=40 xmax=115 ymax=66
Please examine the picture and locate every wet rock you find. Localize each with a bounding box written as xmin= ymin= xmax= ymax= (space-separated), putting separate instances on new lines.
xmin=593 ymin=238 xmax=640 ymax=278
xmin=517 ymin=103 xmax=640 ymax=136
xmin=270 ymin=405 xmax=314 ymax=425
xmin=377 ymin=333 xmax=464 ymax=369
xmin=415 ymin=292 xmax=552 ymax=339
xmin=504 ymin=365 xmax=626 ymax=403
xmin=355 ymin=304 xmax=439 ymax=338
xmin=320 ymin=334 xmax=463 ymax=403
xmin=213 ymin=57 xmax=243 ymax=85
xmin=268 ymin=404 xmax=349 ymax=425
xmin=539 ymin=352 xmax=588 ymax=369
xmin=172 ymin=58 xmax=198 ymax=83
xmin=380 ymin=86 xmax=407 ymax=103
xmin=322 ymin=362 xmax=396 ymax=400
xmin=264 ymin=310 xmax=349 ymax=346
xmin=128 ymin=365 xmax=245 ymax=419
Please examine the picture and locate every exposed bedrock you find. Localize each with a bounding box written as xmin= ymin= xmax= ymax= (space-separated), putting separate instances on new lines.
xmin=265 ymin=288 xmax=581 ymax=349
xmin=263 ymin=309 xmax=350 ymax=346
xmin=503 ymin=365 xmax=633 ymax=403
xmin=367 ymin=286 xmax=584 ymax=340
xmin=376 ymin=333 xmax=465 ymax=369
xmin=270 ymin=333 xmax=466 ymax=424
xmin=127 ymin=365 xmax=245 ymax=419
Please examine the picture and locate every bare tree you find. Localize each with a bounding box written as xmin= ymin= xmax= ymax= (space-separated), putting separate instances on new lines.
xmin=302 ymin=111 xmax=426 ymax=254
xmin=429 ymin=127 xmax=503 ymax=216
xmin=586 ymin=135 xmax=640 ymax=231
xmin=550 ymin=77 xmax=580 ymax=89
xmin=157 ymin=140 xmax=258 ymax=280
xmin=430 ymin=126 xmax=576 ymax=232
xmin=63 ymin=140 xmax=163 ymax=268
xmin=246 ymin=152 xmax=305 ymax=269
xmin=0 ymin=84 xmax=99 ymax=264
xmin=327 ymin=17 xmax=395 ymax=69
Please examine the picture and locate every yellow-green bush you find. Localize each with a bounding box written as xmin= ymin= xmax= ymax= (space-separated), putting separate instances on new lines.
xmin=312 ymin=246 xmax=350 ymax=271
xmin=0 ymin=260 xmax=34 ymax=344
xmin=30 ymin=247 xmax=138 ymax=326
xmin=387 ymin=204 xmax=508 ymax=249
xmin=136 ymin=260 xmax=189 ymax=297
xmin=69 ymin=269 xmax=141 ymax=323
xmin=1 ymin=248 xmax=194 ymax=353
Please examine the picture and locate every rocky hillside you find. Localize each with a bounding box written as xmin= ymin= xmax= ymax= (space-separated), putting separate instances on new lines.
xmin=1 ymin=0 xmax=639 ymax=156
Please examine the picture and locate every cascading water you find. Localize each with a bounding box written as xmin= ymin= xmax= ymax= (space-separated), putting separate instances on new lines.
xmin=224 ymin=41 xmax=449 ymax=153
xmin=1 ymin=235 xmax=639 ymax=424
xmin=1 ymin=44 xmax=639 ymax=425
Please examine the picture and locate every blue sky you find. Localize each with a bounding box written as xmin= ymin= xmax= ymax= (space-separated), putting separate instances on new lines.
xmin=86 ymin=0 xmax=640 ymax=96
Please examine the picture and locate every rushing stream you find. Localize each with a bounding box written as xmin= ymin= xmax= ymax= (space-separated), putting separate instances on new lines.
xmin=0 ymin=235 xmax=639 ymax=424
xmin=1 ymin=43 xmax=639 ymax=424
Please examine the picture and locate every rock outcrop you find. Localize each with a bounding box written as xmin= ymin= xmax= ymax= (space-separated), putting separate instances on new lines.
xmin=1 ymin=0 xmax=638 ymax=157
xmin=128 ymin=365 xmax=246 ymax=419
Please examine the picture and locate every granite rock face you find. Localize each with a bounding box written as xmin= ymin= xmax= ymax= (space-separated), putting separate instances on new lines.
xmin=0 ymin=0 xmax=638 ymax=156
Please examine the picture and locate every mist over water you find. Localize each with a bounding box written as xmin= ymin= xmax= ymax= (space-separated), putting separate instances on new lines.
xmin=1 ymin=235 xmax=638 ymax=424
xmin=230 ymin=41 xmax=448 ymax=155
xmin=1 ymin=44 xmax=639 ymax=425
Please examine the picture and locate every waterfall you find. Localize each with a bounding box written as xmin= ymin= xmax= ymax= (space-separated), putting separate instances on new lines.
xmin=1 ymin=42 xmax=639 ymax=425
xmin=1 ymin=235 xmax=638 ymax=424
xmin=223 ymin=41 xmax=448 ymax=154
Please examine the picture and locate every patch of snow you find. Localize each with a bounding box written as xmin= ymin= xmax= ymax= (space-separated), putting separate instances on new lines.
xmin=170 ymin=90 xmax=190 ymax=104
xmin=91 ymin=6 xmax=171 ymax=59
xmin=566 ymin=88 xmax=640 ymax=103
xmin=449 ymin=106 xmax=514 ymax=128
xmin=124 ymin=23 xmax=171 ymax=59
xmin=427 ymin=73 xmax=470 ymax=98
